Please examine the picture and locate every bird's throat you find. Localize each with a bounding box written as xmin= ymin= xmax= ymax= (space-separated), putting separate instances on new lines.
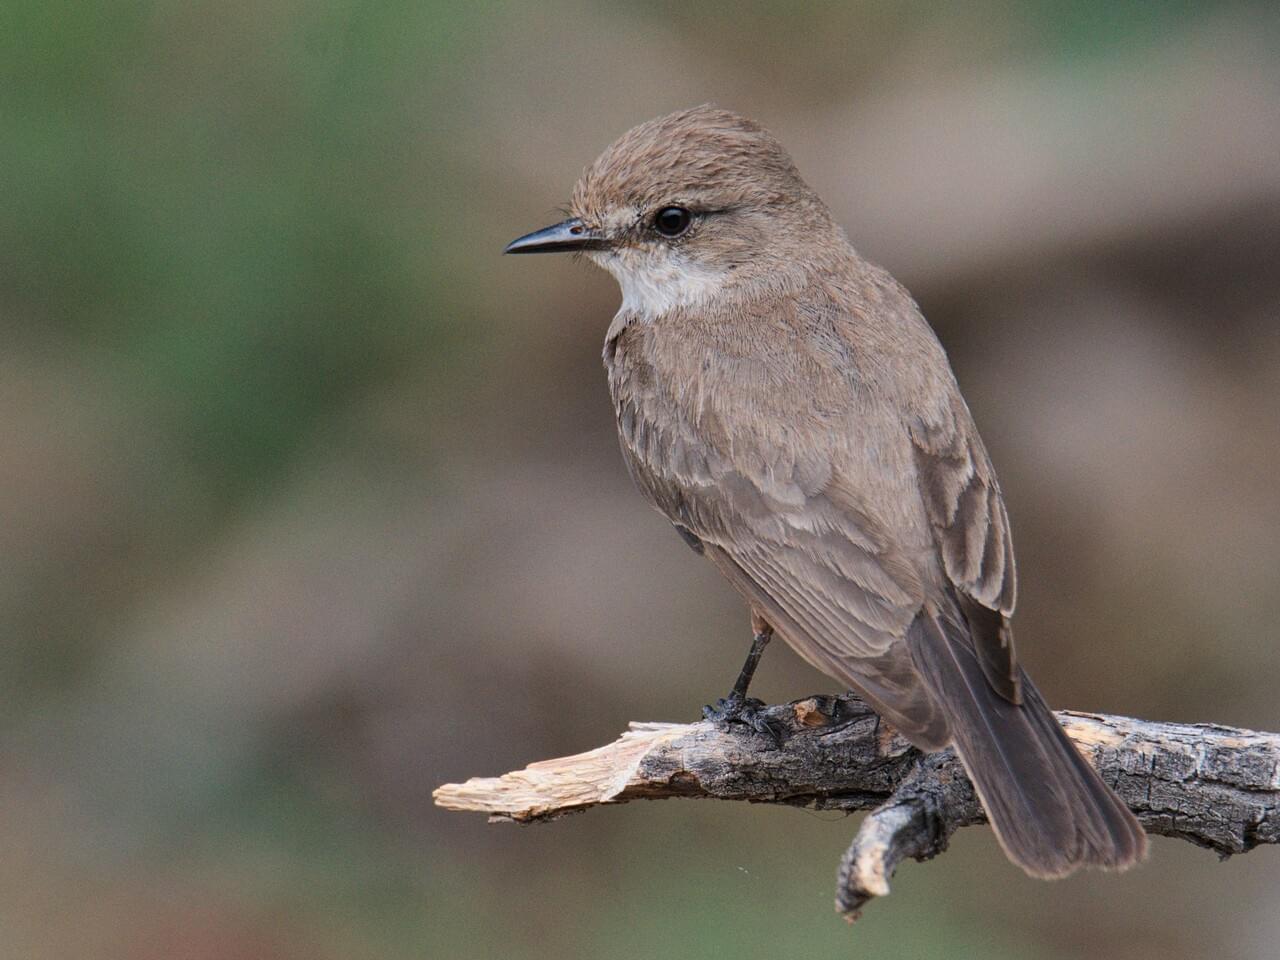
xmin=589 ymin=249 xmax=729 ymax=320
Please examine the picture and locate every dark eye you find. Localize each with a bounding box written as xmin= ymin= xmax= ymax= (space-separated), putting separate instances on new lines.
xmin=653 ymin=206 xmax=692 ymax=238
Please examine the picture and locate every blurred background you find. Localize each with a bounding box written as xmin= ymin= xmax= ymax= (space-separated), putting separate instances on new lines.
xmin=2 ymin=1 xmax=1278 ymax=957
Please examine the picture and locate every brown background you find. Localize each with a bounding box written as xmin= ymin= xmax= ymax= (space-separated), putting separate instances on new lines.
xmin=2 ymin=2 xmax=1278 ymax=957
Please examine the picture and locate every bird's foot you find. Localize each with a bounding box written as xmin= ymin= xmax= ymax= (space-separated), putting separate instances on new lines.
xmin=702 ymin=694 xmax=782 ymax=744
xmin=702 ymin=693 xmax=764 ymax=723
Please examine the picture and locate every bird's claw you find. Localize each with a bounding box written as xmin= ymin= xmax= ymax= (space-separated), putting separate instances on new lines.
xmin=702 ymin=695 xmax=783 ymax=744
xmin=702 ymin=694 xmax=763 ymax=721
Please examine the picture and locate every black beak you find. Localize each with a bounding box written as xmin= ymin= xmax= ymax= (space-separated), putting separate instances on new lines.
xmin=503 ymin=218 xmax=607 ymax=254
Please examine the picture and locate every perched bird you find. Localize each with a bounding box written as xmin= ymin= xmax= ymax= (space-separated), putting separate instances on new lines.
xmin=505 ymin=105 xmax=1146 ymax=878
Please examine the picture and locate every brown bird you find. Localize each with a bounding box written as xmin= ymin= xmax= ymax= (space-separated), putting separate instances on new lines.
xmin=505 ymin=105 xmax=1146 ymax=878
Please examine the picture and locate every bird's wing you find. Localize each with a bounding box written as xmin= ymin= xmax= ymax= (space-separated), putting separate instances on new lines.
xmin=908 ymin=398 xmax=1021 ymax=702
xmin=615 ymin=393 xmax=949 ymax=745
xmin=700 ymin=527 xmax=950 ymax=747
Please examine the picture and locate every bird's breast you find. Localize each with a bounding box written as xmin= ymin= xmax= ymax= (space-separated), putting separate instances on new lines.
xmin=604 ymin=317 xmax=865 ymax=519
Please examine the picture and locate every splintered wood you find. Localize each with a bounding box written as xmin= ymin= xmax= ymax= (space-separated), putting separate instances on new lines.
xmin=434 ymin=722 xmax=691 ymax=821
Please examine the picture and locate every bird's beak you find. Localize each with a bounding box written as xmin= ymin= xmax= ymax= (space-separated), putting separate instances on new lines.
xmin=503 ymin=218 xmax=607 ymax=255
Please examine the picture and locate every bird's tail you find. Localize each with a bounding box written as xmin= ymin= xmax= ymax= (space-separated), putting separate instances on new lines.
xmin=905 ymin=606 xmax=1147 ymax=878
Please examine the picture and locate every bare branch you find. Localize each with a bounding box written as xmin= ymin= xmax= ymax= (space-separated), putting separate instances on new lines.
xmin=433 ymin=695 xmax=1280 ymax=918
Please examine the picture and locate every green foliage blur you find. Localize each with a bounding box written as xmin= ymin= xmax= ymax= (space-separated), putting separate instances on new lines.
xmin=1 ymin=2 xmax=1277 ymax=958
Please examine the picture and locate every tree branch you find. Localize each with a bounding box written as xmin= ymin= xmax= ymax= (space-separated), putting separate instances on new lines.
xmin=433 ymin=695 xmax=1280 ymax=919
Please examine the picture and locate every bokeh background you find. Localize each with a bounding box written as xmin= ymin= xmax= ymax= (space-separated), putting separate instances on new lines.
xmin=3 ymin=1 xmax=1279 ymax=957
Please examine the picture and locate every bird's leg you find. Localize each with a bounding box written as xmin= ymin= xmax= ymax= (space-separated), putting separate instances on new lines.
xmin=702 ymin=616 xmax=778 ymax=741
xmin=729 ymin=626 xmax=772 ymax=700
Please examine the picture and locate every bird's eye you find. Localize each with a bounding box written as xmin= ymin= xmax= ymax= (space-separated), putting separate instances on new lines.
xmin=653 ymin=206 xmax=693 ymax=238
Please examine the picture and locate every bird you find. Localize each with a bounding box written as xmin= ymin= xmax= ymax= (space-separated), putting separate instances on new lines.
xmin=504 ymin=105 xmax=1146 ymax=879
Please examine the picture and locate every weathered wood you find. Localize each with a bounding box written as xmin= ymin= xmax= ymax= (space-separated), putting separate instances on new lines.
xmin=433 ymin=694 xmax=1280 ymax=918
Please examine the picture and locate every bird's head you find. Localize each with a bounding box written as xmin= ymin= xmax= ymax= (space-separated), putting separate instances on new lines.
xmin=505 ymin=105 xmax=841 ymax=317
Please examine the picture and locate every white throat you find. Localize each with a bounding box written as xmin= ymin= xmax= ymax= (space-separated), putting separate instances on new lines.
xmin=590 ymin=248 xmax=727 ymax=320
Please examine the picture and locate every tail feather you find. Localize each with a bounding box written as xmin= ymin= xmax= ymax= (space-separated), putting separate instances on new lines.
xmin=905 ymin=607 xmax=1147 ymax=877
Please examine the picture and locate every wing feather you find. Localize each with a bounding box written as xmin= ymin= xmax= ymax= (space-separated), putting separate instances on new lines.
xmin=909 ymin=407 xmax=1016 ymax=613
xmin=910 ymin=404 xmax=1020 ymax=701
